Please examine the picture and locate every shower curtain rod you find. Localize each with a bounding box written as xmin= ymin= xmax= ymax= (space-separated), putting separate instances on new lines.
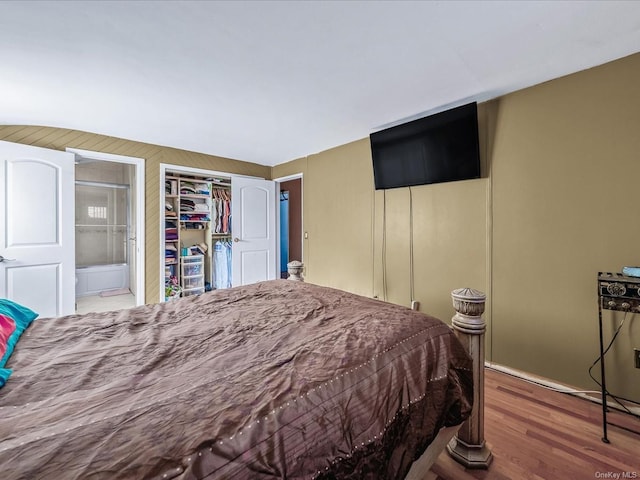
xmin=75 ymin=180 xmax=130 ymax=189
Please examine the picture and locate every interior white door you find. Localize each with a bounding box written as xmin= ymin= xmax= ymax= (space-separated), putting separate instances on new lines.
xmin=231 ymin=176 xmax=277 ymax=286
xmin=0 ymin=140 xmax=75 ymax=318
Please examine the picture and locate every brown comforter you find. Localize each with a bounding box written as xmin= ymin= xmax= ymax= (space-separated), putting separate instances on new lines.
xmin=0 ymin=280 xmax=472 ymax=479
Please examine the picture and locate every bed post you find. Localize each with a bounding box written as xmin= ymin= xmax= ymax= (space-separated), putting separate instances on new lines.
xmin=287 ymin=261 xmax=304 ymax=281
xmin=446 ymin=288 xmax=493 ymax=469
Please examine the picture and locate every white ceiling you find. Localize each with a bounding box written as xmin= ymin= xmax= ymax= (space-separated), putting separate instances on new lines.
xmin=1 ymin=1 xmax=640 ymax=167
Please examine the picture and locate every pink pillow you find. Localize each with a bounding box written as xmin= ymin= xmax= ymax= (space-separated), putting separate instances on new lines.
xmin=0 ymin=314 xmax=16 ymax=359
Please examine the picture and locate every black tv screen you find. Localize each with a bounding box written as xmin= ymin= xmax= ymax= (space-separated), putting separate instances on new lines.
xmin=370 ymin=102 xmax=481 ymax=190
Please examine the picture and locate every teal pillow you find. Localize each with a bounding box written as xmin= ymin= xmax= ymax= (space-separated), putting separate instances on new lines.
xmin=0 ymin=368 xmax=10 ymax=387
xmin=0 ymin=299 xmax=39 ymax=369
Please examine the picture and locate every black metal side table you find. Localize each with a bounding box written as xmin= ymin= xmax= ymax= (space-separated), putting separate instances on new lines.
xmin=596 ymin=272 xmax=640 ymax=443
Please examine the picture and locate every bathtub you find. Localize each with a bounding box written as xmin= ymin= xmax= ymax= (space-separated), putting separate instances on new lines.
xmin=76 ymin=264 xmax=130 ymax=297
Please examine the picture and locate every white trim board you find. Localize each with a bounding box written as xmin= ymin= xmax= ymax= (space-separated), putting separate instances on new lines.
xmin=485 ymin=362 xmax=640 ymax=417
xmin=273 ymin=172 xmax=303 ymax=183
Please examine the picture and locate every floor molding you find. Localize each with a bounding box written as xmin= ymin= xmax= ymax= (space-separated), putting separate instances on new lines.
xmin=485 ymin=362 xmax=640 ymax=417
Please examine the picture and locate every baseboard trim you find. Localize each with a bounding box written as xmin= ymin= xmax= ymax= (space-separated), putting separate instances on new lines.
xmin=485 ymin=362 xmax=640 ymax=417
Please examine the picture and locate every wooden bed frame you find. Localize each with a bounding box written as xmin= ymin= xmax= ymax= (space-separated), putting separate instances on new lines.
xmin=406 ymin=287 xmax=493 ymax=479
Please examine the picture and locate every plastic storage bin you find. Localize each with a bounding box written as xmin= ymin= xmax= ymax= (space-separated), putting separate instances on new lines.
xmin=182 ymin=263 xmax=202 ymax=276
xmin=181 ymin=255 xmax=204 ymax=264
xmin=180 ymin=255 xmax=205 ymax=297
xmin=182 ymin=275 xmax=204 ymax=290
xmin=182 ymin=287 xmax=205 ymax=297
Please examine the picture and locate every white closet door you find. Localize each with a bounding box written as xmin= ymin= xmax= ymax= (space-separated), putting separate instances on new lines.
xmin=0 ymin=140 xmax=75 ymax=317
xmin=231 ymin=176 xmax=276 ymax=286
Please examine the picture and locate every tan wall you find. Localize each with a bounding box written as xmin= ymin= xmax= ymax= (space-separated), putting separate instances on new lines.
xmin=306 ymin=140 xmax=375 ymax=297
xmin=491 ymin=53 xmax=640 ymax=401
xmin=273 ymin=53 xmax=640 ymax=402
xmin=0 ymin=126 xmax=270 ymax=302
xmin=274 ymin=146 xmax=378 ymax=297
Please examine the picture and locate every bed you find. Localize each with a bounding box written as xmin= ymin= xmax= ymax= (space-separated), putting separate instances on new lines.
xmin=0 ymin=280 xmax=475 ymax=479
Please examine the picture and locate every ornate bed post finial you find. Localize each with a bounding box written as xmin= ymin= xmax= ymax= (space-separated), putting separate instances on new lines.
xmin=287 ymin=261 xmax=304 ymax=282
xmin=447 ymin=287 xmax=493 ymax=469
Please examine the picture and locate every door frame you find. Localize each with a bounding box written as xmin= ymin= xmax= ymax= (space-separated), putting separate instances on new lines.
xmin=273 ymin=173 xmax=304 ymax=277
xmin=67 ymin=148 xmax=145 ymax=306
xmin=159 ymin=163 xmax=280 ymax=300
xmin=159 ymin=163 xmax=238 ymax=302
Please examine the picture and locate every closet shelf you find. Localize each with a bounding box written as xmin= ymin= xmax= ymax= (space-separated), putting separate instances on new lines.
xmin=211 ymin=180 xmax=231 ymax=188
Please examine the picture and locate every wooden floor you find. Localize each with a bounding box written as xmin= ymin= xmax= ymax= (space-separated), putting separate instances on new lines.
xmin=427 ymin=369 xmax=640 ymax=479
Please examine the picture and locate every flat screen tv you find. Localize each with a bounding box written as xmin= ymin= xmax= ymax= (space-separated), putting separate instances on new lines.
xmin=370 ymin=102 xmax=481 ymax=190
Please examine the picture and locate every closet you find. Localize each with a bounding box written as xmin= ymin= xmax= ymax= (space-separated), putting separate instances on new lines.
xmin=161 ymin=166 xmax=277 ymax=302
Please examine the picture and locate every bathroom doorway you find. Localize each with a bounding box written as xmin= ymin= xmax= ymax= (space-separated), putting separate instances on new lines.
xmin=70 ymin=149 xmax=145 ymax=313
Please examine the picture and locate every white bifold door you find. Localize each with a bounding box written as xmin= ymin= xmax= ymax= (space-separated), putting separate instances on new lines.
xmin=231 ymin=175 xmax=277 ymax=286
xmin=0 ymin=140 xmax=75 ymax=318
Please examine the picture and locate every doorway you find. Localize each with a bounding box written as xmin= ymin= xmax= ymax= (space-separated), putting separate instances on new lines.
xmin=277 ymin=176 xmax=302 ymax=279
xmin=68 ymin=148 xmax=145 ymax=313
xmin=159 ymin=164 xmax=277 ymax=302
